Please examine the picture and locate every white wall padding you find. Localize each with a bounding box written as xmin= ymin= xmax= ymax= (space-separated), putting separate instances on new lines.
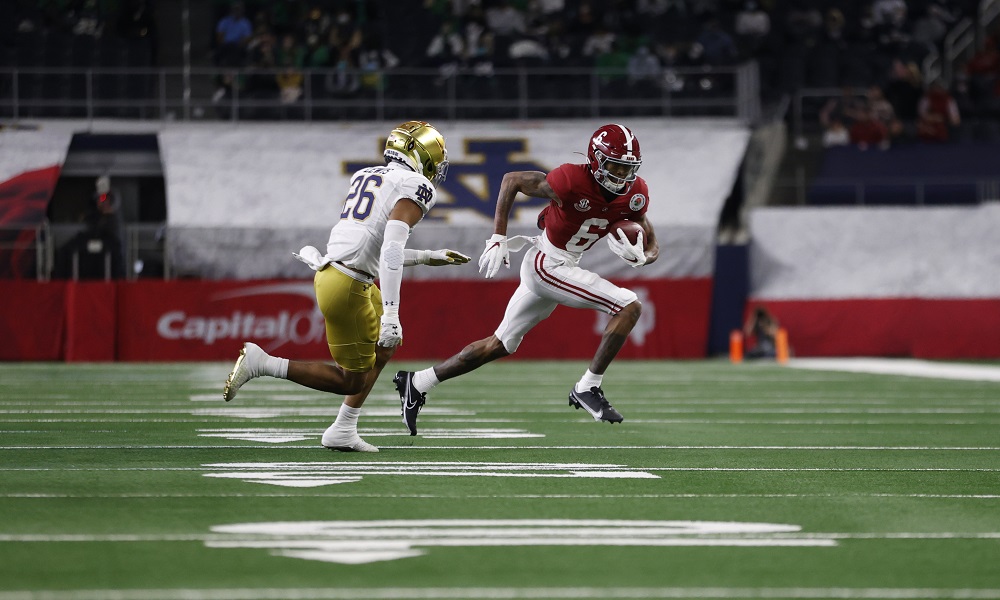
xmin=3 ymin=119 xmax=749 ymax=280
xmin=160 ymin=119 xmax=748 ymax=279
xmin=749 ymin=204 xmax=1000 ymax=299
xmin=0 ymin=126 xmax=73 ymax=182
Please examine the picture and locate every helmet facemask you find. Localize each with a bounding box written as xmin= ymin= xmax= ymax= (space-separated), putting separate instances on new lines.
xmin=594 ymin=151 xmax=641 ymax=194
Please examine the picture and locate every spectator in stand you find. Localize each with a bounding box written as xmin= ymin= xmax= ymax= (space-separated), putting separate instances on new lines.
xmin=850 ymin=103 xmax=890 ymax=150
xmin=508 ymin=33 xmax=550 ymax=66
xmin=566 ymin=1 xmax=599 ymax=41
xmin=214 ymin=1 xmax=253 ymax=103
xmin=822 ymin=115 xmax=851 ymax=147
xmin=691 ymin=14 xmax=739 ymax=66
xmin=425 ymin=20 xmax=466 ymax=82
xmin=581 ymin=21 xmax=616 ymax=60
xmin=594 ymin=38 xmax=631 ymax=86
xmin=275 ymin=33 xmax=305 ymax=105
xmin=329 ymin=6 xmax=364 ymax=67
xmin=244 ymin=26 xmax=279 ymax=101
xmin=485 ymin=0 xmax=527 ymax=37
xmin=324 ymin=8 xmax=365 ymax=97
xmin=117 ymin=0 xmax=156 ymax=56
xmin=911 ymin=0 xmax=957 ymax=51
xmin=467 ymin=29 xmax=497 ymax=78
xmin=530 ymin=0 xmax=566 ymax=19
xmin=917 ymin=80 xmax=961 ymax=142
xmin=71 ymin=0 xmax=105 ymax=38
xmin=462 ymin=4 xmax=489 ymax=59
xmin=215 ymin=1 xmax=253 ymax=68
xmin=784 ymin=0 xmax=823 ymax=49
xmin=603 ymin=0 xmax=643 ymax=39
xmin=885 ymin=59 xmax=924 ymax=121
xmin=299 ymin=4 xmax=332 ymax=48
xmin=733 ymin=0 xmax=771 ymax=56
xmin=356 ymin=32 xmax=401 ymax=92
xmin=867 ymin=85 xmax=904 ymax=141
xmin=628 ymin=43 xmax=662 ymax=92
xmin=872 ymin=0 xmax=908 ymax=30
xmin=962 ymin=34 xmax=1000 ymax=116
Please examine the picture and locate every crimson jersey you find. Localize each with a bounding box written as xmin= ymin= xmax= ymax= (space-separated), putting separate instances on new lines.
xmin=541 ymin=163 xmax=649 ymax=254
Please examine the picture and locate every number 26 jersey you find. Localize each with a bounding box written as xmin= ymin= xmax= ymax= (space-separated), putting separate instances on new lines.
xmin=326 ymin=162 xmax=438 ymax=276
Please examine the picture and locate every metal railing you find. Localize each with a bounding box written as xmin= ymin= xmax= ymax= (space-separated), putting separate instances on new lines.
xmin=771 ymin=177 xmax=1000 ymax=206
xmin=0 ymin=63 xmax=761 ymax=123
xmin=1 ymin=222 xmax=168 ymax=281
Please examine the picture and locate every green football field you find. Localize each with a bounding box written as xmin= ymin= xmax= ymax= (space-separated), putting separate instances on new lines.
xmin=1 ymin=359 xmax=999 ymax=600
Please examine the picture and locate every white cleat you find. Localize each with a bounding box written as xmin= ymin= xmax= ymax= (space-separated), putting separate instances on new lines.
xmin=322 ymin=427 xmax=379 ymax=453
xmin=223 ymin=342 xmax=265 ymax=402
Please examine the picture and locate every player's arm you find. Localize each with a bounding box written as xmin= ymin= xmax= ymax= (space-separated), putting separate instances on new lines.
xmin=376 ymin=198 xmax=424 ymax=347
xmin=492 ymin=171 xmax=561 ymax=235
xmin=479 ymin=171 xmax=561 ymax=278
xmin=636 ymin=213 xmax=659 ymax=266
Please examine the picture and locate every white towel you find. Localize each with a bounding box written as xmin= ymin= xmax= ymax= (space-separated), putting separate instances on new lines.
xmin=292 ymin=245 xmax=332 ymax=271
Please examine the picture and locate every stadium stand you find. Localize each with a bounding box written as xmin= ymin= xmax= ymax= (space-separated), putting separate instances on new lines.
xmin=2 ymin=0 xmax=1000 ymax=361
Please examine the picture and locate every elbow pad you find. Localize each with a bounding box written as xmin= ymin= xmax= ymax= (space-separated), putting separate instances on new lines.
xmin=379 ymin=219 xmax=411 ymax=312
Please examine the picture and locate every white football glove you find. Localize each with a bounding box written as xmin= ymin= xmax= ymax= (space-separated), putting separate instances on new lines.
xmin=478 ymin=234 xmax=509 ymax=279
xmin=607 ymin=228 xmax=646 ymax=268
xmin=378 ymin=310 xmax=402 ymax=347
xmin=424 ymin=249 xmax=471 ymax=266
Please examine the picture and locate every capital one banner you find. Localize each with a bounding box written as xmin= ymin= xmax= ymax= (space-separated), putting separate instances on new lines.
xmin=116 ymin=278 xmax=712 ymax=361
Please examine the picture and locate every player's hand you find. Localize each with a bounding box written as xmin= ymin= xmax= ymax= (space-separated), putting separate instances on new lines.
xmin=378 ymin=313 xmax=403 ymax=347
xmin=607 ymin=228 xmax=646 ymax=268
xmin=478 ymin=234 xmax=509 ymax=278
xmin=425 ymin=249 xmax=471 ymax=266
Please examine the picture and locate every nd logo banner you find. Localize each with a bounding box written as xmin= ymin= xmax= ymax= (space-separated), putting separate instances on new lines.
xmin=346 ymin=139 xmax=552 ymax=222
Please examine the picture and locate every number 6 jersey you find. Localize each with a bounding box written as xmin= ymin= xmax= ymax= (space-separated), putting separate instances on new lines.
xmin=541 ymin=163 xmax=649 ymax=258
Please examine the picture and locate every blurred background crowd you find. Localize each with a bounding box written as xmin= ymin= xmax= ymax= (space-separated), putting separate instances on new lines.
xmin=1 ymin=0 xmax=998 ymax=139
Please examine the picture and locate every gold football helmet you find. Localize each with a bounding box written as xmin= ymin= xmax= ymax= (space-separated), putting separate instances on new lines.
xmin=383 ymin=120 xmax=449 ymax=186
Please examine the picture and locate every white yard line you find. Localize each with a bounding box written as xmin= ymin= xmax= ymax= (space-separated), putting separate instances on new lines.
xmin=1 ymin=466 xmax=998 ymax=472
xmin=2 ymin=587 xmax=1000 ymax=600
xmin=788 ymin=358 xmax=1000 ymax=382
xmin=1 ymin=445 xmax=1000 ymax=450
xmin=2 ymin=493 xmax=999 ymax=499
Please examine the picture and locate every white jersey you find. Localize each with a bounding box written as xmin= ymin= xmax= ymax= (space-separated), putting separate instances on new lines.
xmin=326 ymin=162 xmax=438 ymax=276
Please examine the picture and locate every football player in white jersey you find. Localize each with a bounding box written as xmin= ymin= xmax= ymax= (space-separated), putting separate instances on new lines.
xmin=223 ymin=121 xmax=470 ymax=452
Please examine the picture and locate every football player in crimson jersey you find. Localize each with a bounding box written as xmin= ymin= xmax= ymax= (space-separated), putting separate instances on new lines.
xmin=222 ymin=121 xmax=469 ymax=452
xmin=394 ymin=124 xmax=658 ymax=434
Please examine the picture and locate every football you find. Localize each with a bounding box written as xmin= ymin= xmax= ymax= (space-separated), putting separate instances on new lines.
xmin=609 ymin=220 xmax=643 ymax=245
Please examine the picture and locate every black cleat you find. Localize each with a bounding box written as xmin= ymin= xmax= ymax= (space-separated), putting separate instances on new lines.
xmin=394 ymin=370 xmax=426 ymax=436
xmin=568 ymin=386 xmax=624 ymax=423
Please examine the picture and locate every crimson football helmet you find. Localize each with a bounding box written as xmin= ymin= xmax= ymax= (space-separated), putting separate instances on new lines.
xmin=587 ymin=124 xmax=642 ymax=194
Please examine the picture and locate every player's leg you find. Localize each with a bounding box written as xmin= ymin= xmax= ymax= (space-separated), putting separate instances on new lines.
xmin=222 ymin=341 xmax=290 ymax=402
xmin=316 ymin=269 xmax=384 ymax=452
xmin=589 ymin=299 xmax=641 ymax=375
xmin=395 ymin=267 xmax=557 ymax=435
xmin=321 ymin=343 xmax=393 ymax=453
xmin=526 ymin=250 xmax=638 ymax=423
xmin=223 ymin=268 xmax=375 ymax=402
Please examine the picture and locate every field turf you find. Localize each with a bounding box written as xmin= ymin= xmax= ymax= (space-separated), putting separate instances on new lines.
xmin=1 ymin=359 xmax=999 ymax=599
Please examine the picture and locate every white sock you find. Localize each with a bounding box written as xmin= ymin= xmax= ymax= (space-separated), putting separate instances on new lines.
xmin=575 ymin=369 xmax=603 ymax=394
xmin=333 ymin=404 xmax=361 ymax=432
xmin=262 ymin=355 xmax=289 ymax=378
xmin=413 ymin=368 xmax=440 ymax=393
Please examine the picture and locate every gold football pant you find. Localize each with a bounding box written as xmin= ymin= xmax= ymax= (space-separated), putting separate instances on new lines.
xmin=313 ymin=267 xmax=382 ymax=373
